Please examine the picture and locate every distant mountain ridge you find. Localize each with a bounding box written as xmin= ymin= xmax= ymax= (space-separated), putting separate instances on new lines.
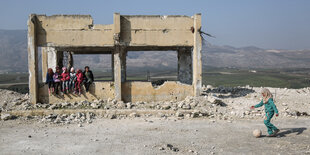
xmin=201 ymin=42 xmax=310 ymax=69
xmin=0 ymin=30 xmax=27 ymax=72
xmin=0 ymin=29 xmax=310 ymax=73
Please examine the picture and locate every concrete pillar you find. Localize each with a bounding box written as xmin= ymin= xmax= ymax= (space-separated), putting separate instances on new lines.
xmin=113 ymin=12 xmax=122 ymax=101
xmin=113 ymin=13 xmax=120 ymax=45
xmin=27 ymin=14 xmax=38 ymax=104
xmin=193 ymin=13 xmax=202 ymax=96
xmin=57 ymin=51 xmax=64 ymax=69
xmin=111 ymin=53 xmax=114 ymax=80
xmin=113 ymin=46 xmax=122 ymax=101
xmin=41 ymin=47 xmax=48 ymax=82
xmin=47 ymin=47 xmax=58 ymax=71
xmin=67 ymin=52 xmax=73 ymax=69
xmin=147 ymin=71 xmax=150 ymax=82
xmin=177 ymin=48 xmax=192 ymax=85
xmin=121 ymin=51 xmax=127 ymax=82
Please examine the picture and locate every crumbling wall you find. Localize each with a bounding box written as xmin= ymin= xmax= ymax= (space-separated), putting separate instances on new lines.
xmin=120 ymin=15 xmax=194 ymax=46
xmin=28 ymin=13 xmax=202 ymax=104
xmin=38 ymin=82 xmax=115 ymax=103
xmin=36 ymin=15 xmax=114 ymax=47
xmin=122 ymin=81 xmax=193 ymax=103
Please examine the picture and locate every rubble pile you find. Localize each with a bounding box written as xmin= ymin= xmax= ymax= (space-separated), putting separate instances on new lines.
xmin=41 ymin=112 xmax=96 ymax=125
xmin=1 ymin=86 xmax=310 ymax=122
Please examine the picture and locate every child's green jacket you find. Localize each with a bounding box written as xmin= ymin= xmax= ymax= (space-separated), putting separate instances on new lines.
xmin=254 ymin=98 xmax=278 ymax=114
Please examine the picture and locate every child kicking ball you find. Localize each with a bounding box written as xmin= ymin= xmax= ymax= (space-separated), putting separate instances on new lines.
xmin=250 ymin=88 xmax=280 ymax=137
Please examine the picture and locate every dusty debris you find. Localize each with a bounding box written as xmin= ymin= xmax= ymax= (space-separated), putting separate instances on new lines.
xmin=129 ymin=112 xmax=139 ymax=118
xmin=208 ymin=96 xmax=227 ymax=107
xmin=109 ymin=114 xmax=117 ymax=119
xmin=166 ymin=144 xmax=179 ymax=152
xmin=0 ymin=86 xmax=309 ymax=122
xmin=1 ymin=113 xmax=17 ymax=121
xmin=40 ymin=112 xmax=96 ymax=124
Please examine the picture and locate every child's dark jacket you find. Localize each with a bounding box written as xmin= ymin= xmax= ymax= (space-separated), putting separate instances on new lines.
xmin=45 ymin=73 xmax=54 ymax=83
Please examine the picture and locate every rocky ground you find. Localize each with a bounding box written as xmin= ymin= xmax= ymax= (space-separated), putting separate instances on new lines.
xmin=0 ymin=86 xmax=310 ymax=154
xmin=1 ymin=86 xmax=309 ymax=123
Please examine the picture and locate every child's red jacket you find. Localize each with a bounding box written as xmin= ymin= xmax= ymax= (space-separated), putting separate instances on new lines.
xmin=76 ymin=72 xmax=84 ymax=82
xmin=61 ymin=72 xmax=70 ymax=81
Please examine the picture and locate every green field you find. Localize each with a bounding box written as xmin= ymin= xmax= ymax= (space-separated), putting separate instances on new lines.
xmin=0 ymin=68 xmax=309 ymax=94
xmin=0 ymin=73 xmax=29 ymax=93
xmin=203 ymin=68 xmax=310 ymax=88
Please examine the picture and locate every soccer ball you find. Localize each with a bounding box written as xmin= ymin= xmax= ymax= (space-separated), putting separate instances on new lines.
xmin=253 ymin=129 xmax=262 ymax=138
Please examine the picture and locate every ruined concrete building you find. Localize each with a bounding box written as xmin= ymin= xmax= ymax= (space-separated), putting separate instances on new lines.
xmin=27 ymin=13 xmax=202 ymax=104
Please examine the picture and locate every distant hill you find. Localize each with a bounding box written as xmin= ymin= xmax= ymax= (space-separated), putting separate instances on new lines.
xmin=0 ymin=29 xmax=310 ymax=73
xmin=202 ymin=42 xmax=310 ymax=69
xmin=0 ymin=30 xmax=27 ymax=73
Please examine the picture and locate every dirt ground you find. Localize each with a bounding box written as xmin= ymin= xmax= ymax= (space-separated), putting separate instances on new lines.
xmin=1 ymin=117 xmax=309 ymax=155
xmin=1 ymin=87 xmax=310 ymax=154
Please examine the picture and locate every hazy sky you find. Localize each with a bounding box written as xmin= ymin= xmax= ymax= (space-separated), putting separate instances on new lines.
xmin=1 ymin=0 xmax=309 ymax=50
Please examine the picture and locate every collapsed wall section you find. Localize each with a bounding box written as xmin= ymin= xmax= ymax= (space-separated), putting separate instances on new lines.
xmin=122 ymin=81 xmax=193 ymax=103
xmin=38 ymin=82 xmax=115 ymax=104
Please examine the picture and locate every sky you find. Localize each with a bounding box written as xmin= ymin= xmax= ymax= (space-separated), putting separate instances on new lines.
xmin=0 ymin=0 xmax=309 ymax=50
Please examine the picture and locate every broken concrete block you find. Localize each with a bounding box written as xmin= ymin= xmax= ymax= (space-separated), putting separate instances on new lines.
xmin=162 ymin=105 xmax=171 ymax=110
xmin=1 ymin=113 xmax=17 ymax=121
xmin=181 ymin=104 xmax=191 ymax=110
xmin=90 ymin=103 xmax=100 ymax=109
xmin=129 ymin=112 xmax=139 ymax=118
xmin=208 ymin=96 xmax=227 ymax=106
xmin=175 ymin=112 xmax=184 ymax=117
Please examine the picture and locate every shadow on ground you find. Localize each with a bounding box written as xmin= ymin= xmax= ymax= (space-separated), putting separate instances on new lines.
xmin=277 ymin=127 xmax=307 ymax=137
xmin=257 ymin=128 xmax=307 ymax=138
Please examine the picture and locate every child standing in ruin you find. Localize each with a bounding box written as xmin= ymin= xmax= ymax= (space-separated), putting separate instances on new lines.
xmin=69 ymin=67 xmax=77 ymax=93
xmin=250 ymin=88 xmax=280 ymax=137
xmin=45 ymin=68 xmax=54 ymax=95
xmin=61 ymin=67 xmax=70 ymax=94
xmin=53 ymin=67 xmax=61 ymax=95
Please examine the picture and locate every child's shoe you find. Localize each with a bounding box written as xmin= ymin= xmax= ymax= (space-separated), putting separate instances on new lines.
xmin=273 ymin=129 xmax=280 ymax=135
xmin=268 ymin=129 xmax=280 ymax=137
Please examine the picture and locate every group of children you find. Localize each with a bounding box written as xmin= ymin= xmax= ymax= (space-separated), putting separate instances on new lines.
xmin=45 ymin=66 xmax=94 ymax=95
